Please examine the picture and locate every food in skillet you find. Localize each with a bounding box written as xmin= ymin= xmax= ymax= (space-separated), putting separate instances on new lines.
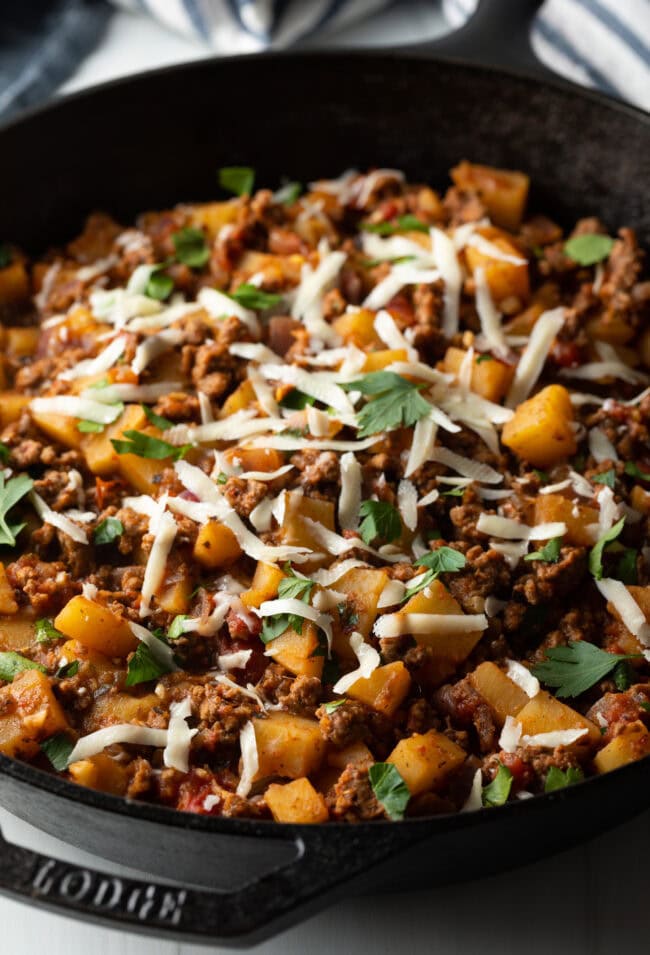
xmin=0 ymin=162 xmax=648 ymax=822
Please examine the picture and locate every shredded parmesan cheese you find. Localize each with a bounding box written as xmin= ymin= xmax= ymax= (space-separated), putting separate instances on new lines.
xmin=506 ymin=659 xmax=540 ymax=697
xmin=163 ymin=698 xmax=197 ymax=773
xmin=338 ymin=452 xmax=361 ymax=531
xmin=374 ymin=612 xmax=488 ymax=639
xmin=595 ymin=578 xmax=650 ymax=646
xmin=236 ymin=721 xmax=259 ymax=798
xmin=29 ymin=491 xmax=88 ymax=544
xmin=506 ymin=307 xmax=565 ymax=408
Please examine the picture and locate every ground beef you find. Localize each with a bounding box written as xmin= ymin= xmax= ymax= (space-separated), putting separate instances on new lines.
xmin=318 ymin=699 xmax=393 ymax=755
xmin=434 ymin=677 xmax=498 ymax=753
xmin=328 ymin=765 xmax=386 ymax=821
xmin=223 ymin=477 xmax=269 ymax=518
xmin=514 ymin=546 xmax=587 ymax=605
xmin=6 ymin=554 xmax=79 ymax=614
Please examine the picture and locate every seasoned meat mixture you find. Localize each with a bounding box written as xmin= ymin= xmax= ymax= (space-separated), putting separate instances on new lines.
xmin=0 ymin=161 xmax=649 ymax=823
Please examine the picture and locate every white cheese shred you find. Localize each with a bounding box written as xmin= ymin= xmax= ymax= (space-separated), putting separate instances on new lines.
xmin=506 ymin=307 xmax=565 ymax=408
xmin=163 ymin=698 xmax=197 ymax=773
xmin=333 ymin=632 xmax=381 ymax=694
xmin=236 ymin=721 xmax=259 ymax=798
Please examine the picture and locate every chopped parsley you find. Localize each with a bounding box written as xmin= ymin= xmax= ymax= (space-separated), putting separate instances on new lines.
xmin=592 ymin=469 xmax=616 ymax=489
xmin=402 ymin=568 xmax=438 ymax=601
xmin=0 ymin=473 xmax=33 ymax=548
xmin=368 ymin=762 xmax=411 ymax=820
xmin=342 ymin=371 xmax=431 ymax=438
xmin=415 ymin=547 xmax=466 ymax=575
xmin=588 ymin=516 xmax=625 ymax=579
xmin=362 ymin=255 xmax=416 ymax=268
xmin=0 ymin=651 xmax=45 ymax=682
xmin=125 ymin=643 xmax=171 ymax=686
xmin=94 ymin=517 xmax=124 ymax=545
xmin=218 ymin=166 xmax=255 ymax=196
xmin=260 ymin=572 xmax=315 ymax=643
xmin=613 ymin=659 xmax=634 ymax=691
xmin=56 ymin=659 xmax=80 ymax=679
xmin=614 ymin=546 xmax=638 ymax=585
xmin=533 ymin=469 xmax=549 ymax=483
xmin=475 ymin=353 xmax=493 ymax=364
xmin=532 ymin=640 xmax=640 ymax=698
xmin=40 ymin=733 xmax=74 ymax=772
xmin=564 ymin=233 xmax=614 ymax=266
xmin=168 ymin=615 xmax=189 ymax=640
xmin=35 ymin=619 xmax=64 ymax=644
xmin=77 ymin=419 xmax=104 ymax=433
xmin=111 ymin=430 xmax=190 ymax=461
xmin=228 ymin=283 xmax=282 ymax=311
xmin=359 ymin=500 xmax=402 ymax=546
xmin=278 ymin=389 xmax=315 ymax=410
xmin=0 ymin=442 xmax=9 ymax=464
xmin=172 ymin=227 xmax=210 ymax=269
xmin=482 ymin=763 xmax=513 ymax=807
xmin=145 ymin=266 xmax=173 ymax=301
xmin=544 ymin=765 xmax=584 ymax=793
xmin=362 ymin=214 xmax=429 ymax=235
xmin=442 ymin=485 xmax=466 ymax=497
xmin=624 ymin=461 xmax=650 ymax=483
xmin=141 ymin=404 xmax=174 ymax=431
xmin=216 ymin=471 xmax=228 ymax=485
xmin=525 ymin=537 xmax=562 ymax=563
xmin=322 ymin=699 xmax=347 ymax=714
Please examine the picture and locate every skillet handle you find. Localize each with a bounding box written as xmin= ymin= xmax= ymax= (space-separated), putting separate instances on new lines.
xmin=0 ymin=820 xmax=419 ymax=945
xmin=403 ymin=0 xmax=558 ymax=84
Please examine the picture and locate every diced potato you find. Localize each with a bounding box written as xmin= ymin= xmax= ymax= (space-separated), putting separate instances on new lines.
xmin=68 ymin=753 xmax=130 ymax=795
xmin=450 ymin=161 xmax=530 ymax=231
xmin=502 ymin=384 xmax=577 ymax=468
xmin=157 ymin=575 xmax=194 ymax=615
xmin=363 ymin=349 xmax=408 ymax=372
xmin=468 ymin=662 xmax=529 ymax=726
xmin=594 ymin=721 xmax=650 ymax=774
xmin=265 ymin=622 xmax=324 ymax=679
xmin=0 ymin=564 xmax=18 ymax=615
xmin=0 ymin=391 xmax=31 ymax=427
xmin=534 ymin=494 xmax=599 ymax=547
xmin=265 ymin=777 xmax=329 ymax=823
xmin=0 ymin=261 xmax=30 ymax=305
xmin=332 ymin=308 xmax=383 ymax=349
xmin=0 ymin=615 xmax=35 ymax=652
xmin=5 ymin=327 xmax=39 ymax=358
xmin=387 ymin=730 xmax=466 ymax=796
xmin=9 ymin=669 xmax=70 ymax=740
xmin=82 ymin=692 xmax=161 ymax=733
xmin=112 ymin=406 xmax=168 ymax=494
xmin=280 ymin=491 xmax=335 ymax=569
xmin=59 ymin=639 xmax=117 ymax=678
xmin=193 ymin=521 xmax=242 ymax=569
xmin=442 ymin=346 xmax=515 ymax=403
xmin=347 ymin=661 xmax=411 ymax=716
xmin=223 ymin=446 xmax=285 ymax=473
xmin=331 ymin=567 xmax=388 ymax=662
xmin=188 ymin=199 xmax=241 ymax=239
xmin=236 ymin=251 xmax=305 ymax=287
xmin=241 ymin=562 xmax=285 ymax=609
xmin=220 ymin=380 xmax=256 ymax=418
xmin=516 ymin=690 xmax=600 ymax=748
xmin=465 ymin=226 xmax=530 ymax=305
xmin=586 ymin=313 xmax=636 ymax=346
xmin=55 ymin=596 xmax=137 ymax=658
xmin=30 ymin=411 xmax=83 ymax=450
xmin=253 ymin=712 xmax=326 ymax=780
xmin=0 ymin=698 xmax=38 ymax=759
xmin=327 ymin=741 xmax=374 ymax=771
xmin=630 ymin=485 xmax=650 ymax=516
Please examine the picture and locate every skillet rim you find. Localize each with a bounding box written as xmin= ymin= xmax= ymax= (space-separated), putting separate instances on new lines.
xmin=0 ymin=45 xmax=648 ymax=837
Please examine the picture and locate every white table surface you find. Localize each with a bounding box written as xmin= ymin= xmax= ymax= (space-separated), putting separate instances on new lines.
xmin=3 ymin=6 xmax=650 ymax=951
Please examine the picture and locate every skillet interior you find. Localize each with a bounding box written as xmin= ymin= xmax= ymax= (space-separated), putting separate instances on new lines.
xmin=0 ymin=49 xmax=649 ymax=944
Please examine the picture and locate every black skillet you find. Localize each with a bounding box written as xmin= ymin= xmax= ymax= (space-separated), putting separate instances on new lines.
xmin=0 ymin=0 xmax=649 ymax=945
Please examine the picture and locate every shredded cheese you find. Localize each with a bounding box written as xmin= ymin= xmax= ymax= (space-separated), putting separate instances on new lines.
xmin=338 ymin=452 xmax=361 ymax=531
xmin=595 ymin=578 xmax=650 ymax=646
xmin=397 ymin=479 xmax=418 ymax=531
xmin=163 ymin=698 xmax=197 ymax=773
xmin=505 ymin=659 xmax=540 ymax=697
xmin=476 ymin=513 xmax=566 ymax=540
xmin=506 ymin=307 xmax=565 ymax=408
xmin=333 ymin=632 xmax=381 ymax=694
xmin=29 ymin=395 xmax=124 ymax=425
xmin=29 ymin=491 xmax=88 ymax=543
xmin=236 ymin=721 xmax=259 ymax=798
xmin=374 ymin=612 xmax=488 ymax=639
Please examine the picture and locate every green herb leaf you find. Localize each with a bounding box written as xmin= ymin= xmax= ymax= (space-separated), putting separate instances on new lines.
xmin=260 ymin=573 xmax=315 ymax=644
xmin=415 ymin=546 xmax=466 ymax=575
xmin=260 ymin=614 xmax=294 ymax=644
xmin=40 ymin=733 xmax=74 ymax=771
xmin=640 ymin=702 xmax=650 ymax=714
xmin=125 ymin=642 xmax=170 ymax=686
xmin=361 ymin=255 xmax=416 ymax=268
xmin=564 ymin=234 xmax=614 ymax=266
xmin=56 ymin=659 xmax=80 ymax=679
xmin=593 ymin=469 xmax=616 ymax=489
xmin=172 ymin=227 xmax=210 ymax=269
xmin=141 ymin=404 xmax=174 ymax=431
xmin=35 ymin=619 xmax=64 ymax=644
xmin=322 ymin=699 xmax=347 ymax=714
xmin=0 ymin=473 xmax=33 ymax=547
xmin=359 ymin=499 xmax=402 ymax=546
xmin=94 ymin=517 xmax=124 ymax=545
xmin=624 ymin=461 xmax=650 ymax=482
xmin=613 ymin=659 xmax=634 ymax=691
xmin=216 ymin=471 xmax=228 ymax=485
xmin=228 ymin=283 xmax=282 ymax=311
xmin=168 ymin=615 xmax=189 ymax=640
xmin=482 ymin=763 xmax=513 ymax=807
xmin=532 ymin=640 xmax=640 ymax=698
xmin=278 ymin=389 xmax=315 ymax=410
xmin=342 ymin=371 xmax=431 ymax=438
xmin=615 ymin=547 xmax=638 ymax=585
xmin=442 ymin=485 xmax=466 ymax=497
xmin=77 ymin=419 xmax=104 ymax=433
xmin=278 ymin=574 xmax=315 ymax=603
xmin=475 ymin=353 xmax=493 ymax=364
xmin=337 ymin=603 xmax=359 ymax=630
xmin=588 ymin=516 xmax=625 ymax=579
xmin=402 ymin=568 xmax=438 ymax=601
xmin=0 ymin=244 xmax=12 ymax=268
xmin=0 ymin=443 xmax=10 ymax=463
xmin=274 ymin=181 xmax=302 ymax=205
xmin=0 ymin=651 xmax=45 ymax=682
xmin=362 ymin=214 xmax=429 ymax=236
xmin=533 ymin=469 xmax=549 ymax=483
xmin=368 ymin=762 xmax=411 ymax=820
xmin=218 ymin=166 xmax=255 ymax=196
xmin=525 ymin=536 xmax=563 ymax=563
xmin=111 ymin=430 xmax=190 ymax=461
xmin=544 ymin=765 xmax=584 ymax=793
xmin=145 ymin=267 xmax=174 ymax=301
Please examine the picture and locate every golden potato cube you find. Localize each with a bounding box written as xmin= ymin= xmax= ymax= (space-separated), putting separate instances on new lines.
xmin=223 ymin=446 xmax=285 ymax=473
xmin=468 ymin=661 xmax=529 ymax=726
xmin=534 ymin=494 xmax=599 ymax=548
xmin=630 ymin=485 xmax=650 ymax=516
xmin=0 ymin=261 xmax=30 ymax=305
xmin=594 ymin=721 xmax=650 ymax=774
xmin=68 ymin=753 xmax=130 ymax=795
xmin=0 ymin=391 xmax=31 ymax=426
xmin=442 ymin=346 xmax=515 ymax=403
xmin=241 ymin=562 xmax=286 ymax=609
xmin=502 ymin=384 xmax=577 ymax=468
xmin=363 ymin=349 xmax=408 ymax=372
xmin=331 ymin=567 xmax=388 ymax=663
xmin=451 ymin=161 xmax=530 ymax=231
xmin=347 ymin=661 xmax=411 ymax=716
xmin=465 ymin=226 xmax=530 ymax=305
xmin=280 ymin=491 xmax=335 ymax=570
xmin=55 ymin=596 xmax=138 ymax=658
xmin=220 ymin=380 xmax=256 ymax=418
xmin=327 ymin=741 xmax=374 ymax=771
xmin=516 ymin=690 xmax=600 ymax=748
xmin=189 ymin=199 xmax=241 ymax=239
xmin=265 ymin=622 xmax=324 ymax=679
xmin=6 ymin=327 xmax=39 ymax=358
xmin=10 ymin=669 xmax=70 ymax=739
xmin=265 ymin=777 xmax=329 ymax=823
xmin=0 ymin=563 xmax=18 ymax=615
xmin=30 ymin=411 xmax=83 ymax=450
xmin=193 ymin=521 xmax=242 ymax=569
xmin=253 ymin=712 xmax=326 ymax=780
xmin=387 ymin=730 xmax=466 ymax=795
xmin=332 ymin=308 xmax=383 ymax=349
xmin=0 ymin=614 xmax=35 ymax=652
xmin=82 ymin=692 xmax=161 ymax=733
xmin=157 ymin=576 xmax=194 ymax=615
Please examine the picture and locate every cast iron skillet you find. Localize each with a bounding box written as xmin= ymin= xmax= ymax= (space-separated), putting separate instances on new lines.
xmin=0 ymin=0 xmax=649 ymax=945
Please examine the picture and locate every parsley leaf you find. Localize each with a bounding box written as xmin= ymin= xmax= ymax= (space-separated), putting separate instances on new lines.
xmin=228 ymin=283 xmax=282 ymax=311
xmin=0 ymin=442 xmax=9 ymax=464
xmin=624 ymin=461 xmax=650 ymax=483
xmin=544 ymin=765 xmax=584 ymax=793
xmin=142 ymin=404 xmax=174 ymax=431
xmin=368 ymin=762 xmax=411 ymax=820
xmin=145 ymin=266 xmax=173 ymax=301
xmin=525 ymin=537 xmax=562 ymax=563
xmin=402 ymin=568 xmax=438 ymax=601
xmin=125 ymin=643 xmax=171 ymax=686
xmin=415 ymin=547 xmax=466 ymax=575
xmin=593 ymin=469 xmax=616 ymax=489
xmin=77 ymin=419 xmax=104 ymax=433
xmin=533 ymin=469 xmax=549 ymax=483
xmin=362 ymin=214 xmax=429 ymax=235
xmin=564 ymin=234 xmax=614 ymax=266
xmin=94 ymin=517 xmax=123 ymax=545
xmin=111 ymin=430 xmax=190 ymax=461
xmin=613 ymin=659 xmax=634 ymax=691
xmin=218 ymin=166 xmax=255 ymax=196
xmin=260 ymin=615 xmax=293 ymax=644
xmin=475 ymin=353 xmax=493 ymax=364
xmin=0 ymin=651 xmax=45 ymax=682
xmin=482 ymin=763 xmax=513 ymax=807
xmin=35 ymin=619 xmax=63 ymax=644
xmin=588 ymin=516 xmax=625 ymax=579
xmin=531 ymin=640 xmax=640 ymax=698
xmin=359 ymin=500 xmax=401 ymax=546
xmin=172 ymin=227 xmax=210 ymax=268
xmin=56 ymin=659 xmax=79 ymax=679
xmin=274 ymin=181 xmax=302 ymax=205
xmin=278 ymin=389 xmax=315 ymax=410
xmin=322 ymin=699 xmax=347 ymax=714
xmin=0 ymin=244 xmax=12 ymax=268
xmin=278 ymin=574 xmax=315 ymax=603
xmin=40 ymin=733 xmax=74 ymax=771
xmin=362 ymin=255 xmax=416 ymax=268
xmin=260 ymin=573 xmax=315 ymax=644
xmin=216 ymin=472 xmax=228 ymax=485
xmin=342 ymin=371 xmax=431 ymax=438
xmin=614 ymin=546 xmax=638 ymax=585
xmin=0 ymin=473 xmax=33 ymax=547
xmin=442 ymin=485 xmax=466 ymax=497
xmin=168 ymin=615 xmax=188 ymax=640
